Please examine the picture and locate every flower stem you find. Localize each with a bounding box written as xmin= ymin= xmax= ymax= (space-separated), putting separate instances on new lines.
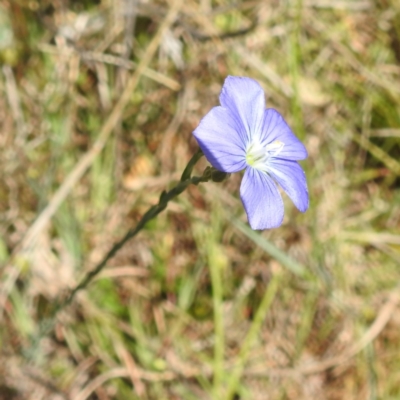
xmin=180 ymin=148 xmax=204 ymax=181
xmin=26 ymin=151 xmax=205 ymax=357
xmin=59 ymin=155 xmax=206 ymax=311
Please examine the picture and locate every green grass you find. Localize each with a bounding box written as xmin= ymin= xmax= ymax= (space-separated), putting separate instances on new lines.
xmin=1 ymin=1 xmax=400 ymax=399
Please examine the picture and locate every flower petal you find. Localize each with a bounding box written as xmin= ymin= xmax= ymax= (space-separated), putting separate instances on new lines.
xmin=261 ymin=109 xmax=307 ymax=160
xmin=240 ymin=167 xmax=284 ymax=230
xmin=193 ymin=106 xmax=247 ymax=173
xmin=219 ymin=76 xmax=265 ymax=144
xmin=268 ymin=159 xmax=309 ymax=212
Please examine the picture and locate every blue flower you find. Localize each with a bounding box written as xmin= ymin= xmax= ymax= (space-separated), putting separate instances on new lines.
xmin=193 ymin=76 xmax=309 ymax=230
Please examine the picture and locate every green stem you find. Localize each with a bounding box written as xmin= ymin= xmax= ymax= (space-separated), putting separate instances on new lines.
xmin=288 ymin=0 xmax=304 ymax=138
xmin=58 ymin=154 xmax=206 ymax=313
xmin=181 ymin=148 xmax=204 ymax=181
xmin=225 ymin=273 xmax=282 ymax=400
xmin=26 ymin=151 xmax=206 ymax=356
xmin=209 ymin=249 xmax=224 ymax=396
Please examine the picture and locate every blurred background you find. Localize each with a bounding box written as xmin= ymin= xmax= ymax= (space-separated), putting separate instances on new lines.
xmin=1 ymin=0 xmax=400 ymax=399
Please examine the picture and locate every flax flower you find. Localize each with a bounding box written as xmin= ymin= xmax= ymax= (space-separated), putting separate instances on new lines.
xmin=193 ymin=76 xmax=309 ymax=230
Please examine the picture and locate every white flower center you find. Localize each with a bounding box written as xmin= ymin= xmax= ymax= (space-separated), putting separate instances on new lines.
xmin=245 ymin=139 xmax=284 ymax=171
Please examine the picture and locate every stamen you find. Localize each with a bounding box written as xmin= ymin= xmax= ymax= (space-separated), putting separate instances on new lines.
xmin=265 ymin=140 xmax=284 ymax=155
xmin=246 ymin=139 xmax=285 ymax=170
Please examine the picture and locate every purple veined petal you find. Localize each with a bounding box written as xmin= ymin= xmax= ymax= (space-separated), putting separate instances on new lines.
xmin=261 ymin=108 xmax=308 ymax=161
xmin=268 ymin=158 xmax=309 ymax=212
xmin=240 ymin=167 xmax=284 ymax=230
xmin=219 ymin=76 xmax=265 ymax=144
xmin=193 ymin=106 xmax=247 ymax=173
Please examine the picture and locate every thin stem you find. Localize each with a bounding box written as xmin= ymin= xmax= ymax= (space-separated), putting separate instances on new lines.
xmin=58 ymin=169 xmax=205 ymax=313
xmin=26 ymin=151 xmax=206 ymax=356
xmin=181 ymin=148 xmax=204 ymax=181
xmin=288 ymin=0 xmax=304 ymax=138
xmin=209 ymin=250 xmax=224 ymax=396
xmin=224 ymin=273 xmax=282 ymax=400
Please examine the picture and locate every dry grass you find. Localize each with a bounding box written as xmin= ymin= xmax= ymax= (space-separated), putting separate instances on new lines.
xmin=1 ymin=0 xmax=400 ymax=399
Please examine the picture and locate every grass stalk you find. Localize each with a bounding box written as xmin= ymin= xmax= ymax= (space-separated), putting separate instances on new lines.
xmin=288 ymin=0 xmax=304 ymax=138
xmin=209 ymin=250 xmax=225 ymax=397
xmin=225 ymin=272 xmax=282 ymax=400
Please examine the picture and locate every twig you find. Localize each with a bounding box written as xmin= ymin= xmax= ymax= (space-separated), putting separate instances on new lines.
xmin=2 ymin=65 xmax=28 ymax=144
xmin=352 ymin=131 xmax=400 ymax=176
xmin=122 ymin=0 xmax=138 ymax=60
xmin=38 ymin=43 xmax=181 ymax=90
xmin=74 ymin=367 xmax=175 ymax=400
xmin=158 ymin=81 xmax=193 ymax=169
xmin=115 ymin=340 xmax=147 ymax=397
